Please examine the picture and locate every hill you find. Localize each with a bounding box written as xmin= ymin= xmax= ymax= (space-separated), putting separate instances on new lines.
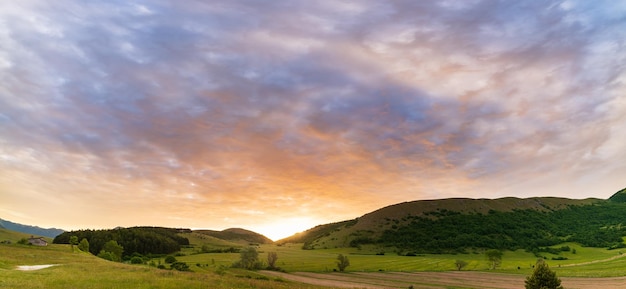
xmin=0 ymin=218 xmax=65 ymax=238
xmin=0 ymin=228 xmax=42 ymax=243
xmin=194 ymin=228 xmax=273 ymax=245
xmin=608 ymin=187 xmax=626 ymax=203
xmin=278 ymin=195 xmax=626 ymax=253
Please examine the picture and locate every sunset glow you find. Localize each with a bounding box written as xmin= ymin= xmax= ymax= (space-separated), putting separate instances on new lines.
xmin=1 ymin=1 xmax=625 ymax=240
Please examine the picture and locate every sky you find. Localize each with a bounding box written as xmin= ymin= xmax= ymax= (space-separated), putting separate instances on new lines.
xmin=1 ymin=0 xmax=625 ymax=241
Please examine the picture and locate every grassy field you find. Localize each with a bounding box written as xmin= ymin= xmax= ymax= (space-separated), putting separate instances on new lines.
xmin=4 ymin=230 xmax=626 ymax=289
xmin=0 ymin=244 xmax=329 ymax=289
xmin=176 ymin=242 xmax=626 ymax=278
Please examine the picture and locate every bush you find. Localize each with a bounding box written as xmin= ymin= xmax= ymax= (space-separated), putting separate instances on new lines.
xmin=170 ymin=262 xmax=190 ymax=271
xmin=130 ymin=256 xmax=144 ymax=264
xmin=97 ymin=251 xmax=115 ymax=261
xmin=164 ymin=255 xmax=177 ymax=264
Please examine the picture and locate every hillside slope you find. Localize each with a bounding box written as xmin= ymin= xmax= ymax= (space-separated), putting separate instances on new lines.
xmin=280 ymin=196 xmax=610 ymax=251
xmin=195 ymin=228 xmax=273 ymax=244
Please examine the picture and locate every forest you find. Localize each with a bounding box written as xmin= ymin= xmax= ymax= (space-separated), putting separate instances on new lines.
xmin=53 ymin=227 xmax=190 ymax=257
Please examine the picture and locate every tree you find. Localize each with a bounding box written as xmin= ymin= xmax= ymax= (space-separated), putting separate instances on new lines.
xmin=234 ymin=247 xmax=261 ymax=270
xmin=454 ymin=260 xmax=468 ymax=271
xmin=69 ymin=236 xmax=78 ymax=252
xmin=525 ymin=259 xmax=563 ymax=289
xmin=78 ymin=238 xmax=90 ymax=253
xmin=164 ymin=255 xmax=177 ymax=264
xmin=485 ymin=249 xmax=503 ymax=270
xmin=100 ymin=240 xmax=124 ymax=262
xmin=267 ymin=251 xmax=278 ymax=269
xmin=336 ymin=254 xmax=350 ymax=272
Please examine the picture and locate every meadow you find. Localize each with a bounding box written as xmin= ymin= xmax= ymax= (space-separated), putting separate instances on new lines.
xmin=176 ymin=242 xmax=626 ymax=277
xmin=3 ymin=226 xmax=626 ymax=289
xmin=0 ymin=243 xmax=327 ymax=289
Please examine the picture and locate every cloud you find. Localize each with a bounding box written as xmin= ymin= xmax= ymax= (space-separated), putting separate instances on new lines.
xmin=1 ymin=0 xmax=625 ymax=239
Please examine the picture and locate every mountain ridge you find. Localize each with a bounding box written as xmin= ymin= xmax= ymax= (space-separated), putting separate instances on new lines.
xmin=0 ymin=218 xmax=65 ymax=238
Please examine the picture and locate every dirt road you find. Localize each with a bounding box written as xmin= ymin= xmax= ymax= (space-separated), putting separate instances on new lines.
xmin=261 ymin=271 xmax=626 ymax=289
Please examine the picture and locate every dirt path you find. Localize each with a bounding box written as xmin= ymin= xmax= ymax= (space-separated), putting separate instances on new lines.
xmin=260 ymin=271 xmax=626 ymax=289
xmin=561 ymin=252 xmax=626 ymax=267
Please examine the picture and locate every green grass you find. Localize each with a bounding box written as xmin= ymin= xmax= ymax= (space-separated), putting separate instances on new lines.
xmin=0 ymin=228 xmax=48 ymax=243
xmin=0 ymin=244 xmax=329 ymax=289
xmin=4 ymin=238 xmax=626 ymax=289
xmin=177 ymin=242 xmax=626 ymax=277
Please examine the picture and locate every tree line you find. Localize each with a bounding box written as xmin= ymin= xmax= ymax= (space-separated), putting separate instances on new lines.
xmin=53 ymin=227 xmax=190 ymax=257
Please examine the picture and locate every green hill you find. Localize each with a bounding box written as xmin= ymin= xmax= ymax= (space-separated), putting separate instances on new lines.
xmin=0 ymin=228 xmax=43 ymax=243
xmin=278 ymin=196 xmax=626 ymax=253
xmin=608 ymin=187 xmax=626 ymax=203
xmin=194 ymin=228 xmax=273 ymax=245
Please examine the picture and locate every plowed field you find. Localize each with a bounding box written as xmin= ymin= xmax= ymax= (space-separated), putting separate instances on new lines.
xmin=261 ymin=271 xmax=626 ymax=289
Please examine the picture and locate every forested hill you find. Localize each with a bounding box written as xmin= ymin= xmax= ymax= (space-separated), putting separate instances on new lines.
xmin=281 ymin=191 xmax=626 ymax=253
xmin=54 ymin=227 xmax=190 ymax=257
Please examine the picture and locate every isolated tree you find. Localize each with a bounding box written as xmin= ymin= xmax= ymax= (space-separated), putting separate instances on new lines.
xmin=337 ymin=254 xmax=350 ymax=272
xmin=69 ymin=236 xmax=78 ymax=252
xmin=78 ymin=238 xmax=90 ymax=253
xmin=235 ymin=247 xmax=261 ymax=270
xmin=525 ymin=259 xmax=563 ymax=289
xmin=267 ymin=251 xmax=278 ymax=269
xmin=454 ymin=259 xmax=468 ymax=271
xmin=485 ymin=249 xmax=503 ymax=270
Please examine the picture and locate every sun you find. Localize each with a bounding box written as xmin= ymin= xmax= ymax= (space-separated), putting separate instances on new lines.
xmin=255 ymin=217 xmax=318 ymax=241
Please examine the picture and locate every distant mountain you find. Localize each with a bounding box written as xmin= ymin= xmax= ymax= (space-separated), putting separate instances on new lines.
xmin=278 ymin=193 xmax=626 ymax=253
xmin=0 ymin=218 xmax=65 ymax=238
xmin=195 ymin=228 xmax=273 ymax=244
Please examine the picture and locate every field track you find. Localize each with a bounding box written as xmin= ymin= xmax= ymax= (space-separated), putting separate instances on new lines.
xmin=261 ymin=271 xmax=626 ymax=289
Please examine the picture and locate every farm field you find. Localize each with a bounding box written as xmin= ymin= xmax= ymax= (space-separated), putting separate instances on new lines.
xmin=261 ymin=271 xmax=626 ymax=289
xmin=177 ymin=242 xmax=626 ymax=277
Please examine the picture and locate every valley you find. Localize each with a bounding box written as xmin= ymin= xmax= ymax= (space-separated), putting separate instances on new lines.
xmin=3 ymin=189 xmax=626 ymax=288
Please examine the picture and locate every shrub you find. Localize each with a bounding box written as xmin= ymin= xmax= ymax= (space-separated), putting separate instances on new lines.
xmin=164 ymin=255 xmax=177 ymax=264
xmin=97 ymin=251 xmax=115 ymax=261
xmin=170 ymin=262 xmax=190 ymax=271
xmin=130 ymin=256 xmax=144 ymax=264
